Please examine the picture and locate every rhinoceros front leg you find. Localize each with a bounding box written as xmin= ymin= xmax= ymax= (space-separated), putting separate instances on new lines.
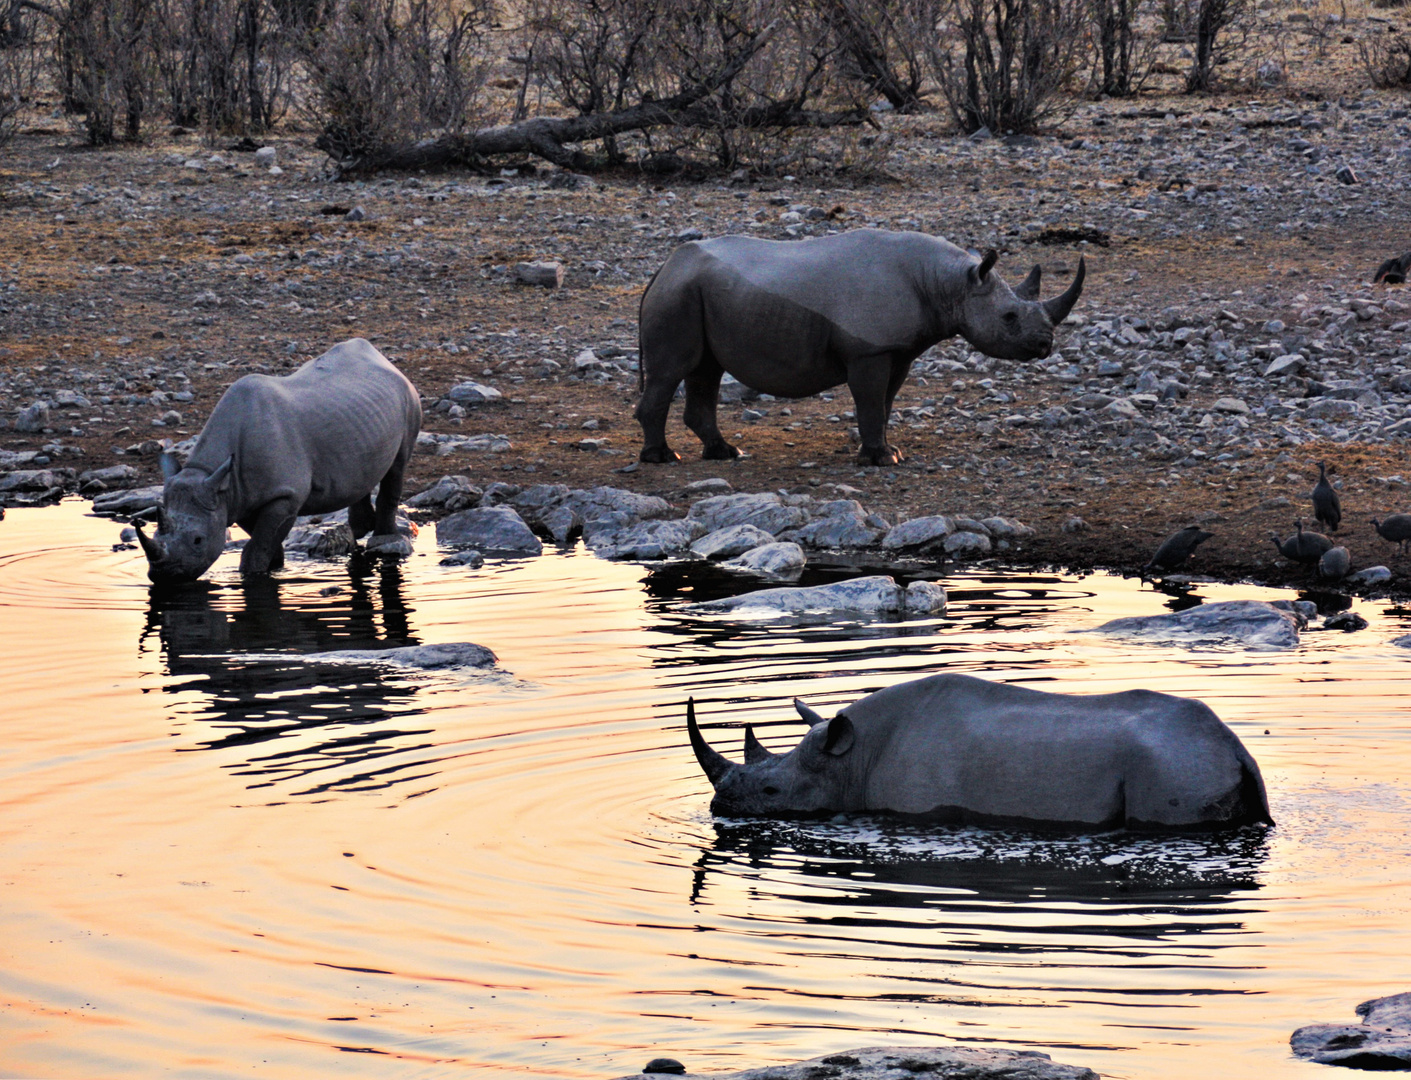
xmin=683 ymin=356 xmax=740 ymax=460
xmin=848 ymin=354 xmax=906 ymax=466
xmin=238 ymin=496 xmax=299 ymax=575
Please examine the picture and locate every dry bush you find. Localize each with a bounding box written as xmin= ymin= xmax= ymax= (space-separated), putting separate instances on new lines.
xmin=152 ymin=0 xmax=293 ymax=134
xmin=0 ymin=0 xmax=44 ymax=145
xmin=926 ymin=0 xmax=1087 ymax=134
xmin=1182 ymin=0 xmax=1250 ymax=90
xmin=813 ymin=0 xmax=939 ymax=112
xmin=55 ymin=0 xmax=156 ymax=143
xmin=1090 ymin=0 xmax=1164 ymax=95
xmin=1359 ymin=27 xmax=1411 ymax=85
xmin=303 ymin=0 xmax=495 ymax=163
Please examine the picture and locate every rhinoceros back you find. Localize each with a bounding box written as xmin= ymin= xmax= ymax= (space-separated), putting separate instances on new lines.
xmin=187 ymin=338 xmax=421 ymax=520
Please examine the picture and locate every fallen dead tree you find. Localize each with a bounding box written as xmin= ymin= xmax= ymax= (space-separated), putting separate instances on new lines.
xmin=311 ymin=17 xmax=867 ymax=177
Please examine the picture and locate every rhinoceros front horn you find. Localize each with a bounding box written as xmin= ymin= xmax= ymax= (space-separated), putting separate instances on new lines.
xmin=686 ymin=698 xmax=733 ymax=786
xmin=1042 ymin=255 xmax=1085 ymax=324
xmin=133 ymin=520 xmax=165 ymax=564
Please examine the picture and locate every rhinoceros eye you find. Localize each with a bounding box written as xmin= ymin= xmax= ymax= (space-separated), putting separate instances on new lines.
xmin=192 ymin=535 xmax=203 ymax=547
xmin=762 ymin=785 xmax=780 ymax=795
xmin=1003 ymin=311 xmax=1019 ymax=325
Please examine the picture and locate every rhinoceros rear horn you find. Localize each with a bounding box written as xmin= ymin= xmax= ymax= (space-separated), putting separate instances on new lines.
xmin=743 ymin=725 xmax=776 ymax=764
xmin=794 ymin=698 xmax=826 ymax=726
xmin=1042 ymin=255 xmax=1085 ymax=324
xmin=686 ymin=698 xmax=733 ymax=786
xmin=1014 ymin=263 xmax=1042 ymax=301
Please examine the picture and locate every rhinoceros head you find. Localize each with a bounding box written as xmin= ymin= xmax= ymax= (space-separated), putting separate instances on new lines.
xmin=687 ymin=698 xmax=857 ymax=817
xmin=135 ymin=456 xmax=233 ymax=583
xmin=955 ymin=250 xmax=1086 ymax=361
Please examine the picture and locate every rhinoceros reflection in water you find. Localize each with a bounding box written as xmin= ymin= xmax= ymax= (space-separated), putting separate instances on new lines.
xmin=687 ymin=673 xmax=1272 ymax=830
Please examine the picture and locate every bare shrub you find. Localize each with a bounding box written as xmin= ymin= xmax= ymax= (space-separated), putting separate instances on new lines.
xmin=151 ymin=0 xmax=292 ymax=134
xmin=926 ymin=0 xmax=1087 ymax=134
xmin=303 ymin=0 xmax=494 ymax=163
xmin=1090 ymin=0 xmax=1162 ymax=95
xmin=0 ymin=0 xmax=43 ymax=144
xmin=55 ymin=0 xmax=155 ymax=143
xmin=1360 ymin=28 xmax=1411 ymax=87
xmin=814 ymin=0 xmax=938 ymax=112
xmin=1183 ymin=0 xmax=1249 ymax=91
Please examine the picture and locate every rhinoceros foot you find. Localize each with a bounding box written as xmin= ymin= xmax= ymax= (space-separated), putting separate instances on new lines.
xmin=701 ymin=439 xmax=741 ymax=461
xmin=857 ymin=444 xmax=904 ymax=466
xmin=639 ymin=444 xmax=682 ymax=464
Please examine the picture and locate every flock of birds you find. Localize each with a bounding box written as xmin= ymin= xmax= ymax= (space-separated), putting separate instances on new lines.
xmin=1143 ymin=461 xmax=1411 ymax=582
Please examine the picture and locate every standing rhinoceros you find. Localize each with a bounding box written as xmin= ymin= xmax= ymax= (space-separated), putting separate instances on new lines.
xmin=687 ymin=673 xmax=1271 ymax=830
xmin=636 ymin=230 xmax=1084 ymax=466
xmin=135 ymin=338 xmax=421 ymax=582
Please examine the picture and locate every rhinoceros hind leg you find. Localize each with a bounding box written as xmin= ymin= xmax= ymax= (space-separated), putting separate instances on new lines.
xmin=348 ymin=494 xmax=376 ymax=538
xmin=701 ymin=440 xmax=741 ymax=460
xmin=856 ymin=444 xmax=904 ymax=467
xmin=371 ymin=448 xmax=409 ymax=536
xmin=639 ymin=443 xmax=681 ymax=464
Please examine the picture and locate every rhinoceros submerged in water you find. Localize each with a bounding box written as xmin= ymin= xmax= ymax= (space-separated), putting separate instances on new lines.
xmin=687 ymin=673 xmax=1272 ymax=830
xmin=135 ymin=338 xmax=421 ymax=582
xmin=636 ymin=230 xmax=1084 ymax=466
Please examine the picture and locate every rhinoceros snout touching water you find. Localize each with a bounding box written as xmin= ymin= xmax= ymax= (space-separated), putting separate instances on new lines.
xmin=687 ymin=674 xmax=1272 ymax=830
xmin=135 ymin=338 xmax=421 ymax=583
xmin=635 ymin=230 xmax=1085 ymax=467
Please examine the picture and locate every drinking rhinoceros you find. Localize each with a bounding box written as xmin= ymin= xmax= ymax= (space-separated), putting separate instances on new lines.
xmin=686 ymin=673 xmax=1271 ymax=830
xmin=636 ymin=230 xmax=1084 ymax=466
xmin=135 ymin=338 xmax=421 ymax=582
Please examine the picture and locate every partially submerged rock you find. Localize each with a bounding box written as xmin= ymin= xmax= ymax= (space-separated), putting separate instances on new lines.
xmin=283 ymin=521 xmax=355 ymax=559
xmin=1093 ymin=599 xmax=1303 ymax=650
xmin=1292 ymin=991 xmax=1411 ymax=1069
xmin=691 ymin=523 xmax=775 ymax=560
xmin=690 ymin=575 xmax=946 ymax=617
xmin=612 ymin=1045 xmax=1097 ymax=1080
xmin=301 ymin=642 xmax=498 ymax=670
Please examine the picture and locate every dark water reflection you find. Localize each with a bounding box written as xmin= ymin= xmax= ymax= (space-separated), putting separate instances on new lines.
xmin=142 ymin=565 xmax=437 ymax=796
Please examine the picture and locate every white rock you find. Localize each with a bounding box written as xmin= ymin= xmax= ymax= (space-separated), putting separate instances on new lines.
xmin=1093 ymin=599 xmax=1303 ymax=650
xmin=882 ymin=515 xmax=953 ymax=550
xmin=690 ymin=523 xmax=775 ymax=559
xmin=721 ymin=541 xmax=806 ymax=579
xmin=944 ymin=531 xmax=992 ymax=557
xmin=904 ymin=580 xmax=948 ymax=614
xmin=691 ymin=575 xmax=908 ymax=616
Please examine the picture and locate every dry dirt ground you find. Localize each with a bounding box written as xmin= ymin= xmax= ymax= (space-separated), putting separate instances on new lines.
xmin=4 ymin=55 xmax=1411 ymax=592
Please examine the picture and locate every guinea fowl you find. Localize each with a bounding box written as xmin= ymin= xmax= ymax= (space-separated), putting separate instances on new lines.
xmin=1311 ymin=462 xmax=1341 ymax=532
xmin=1145 ymin=525 xmax=1215 ymax=574
xmin=1271 ymin=520 xmax=1333 ymax=564
xmin=1318 ymin=546 xmax=1351 ymax=580
xmin=1303 ymin=460 xmax=1337 ymax=533
xmin=1371 ymin=514 xmax=1411 ymax=554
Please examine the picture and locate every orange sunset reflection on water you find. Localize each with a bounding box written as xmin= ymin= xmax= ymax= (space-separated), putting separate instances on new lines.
xmin=1 ymin=499 xmax=1410 ymax=1079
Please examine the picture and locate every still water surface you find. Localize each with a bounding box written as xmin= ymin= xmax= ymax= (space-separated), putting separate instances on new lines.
xmin=1 ymin=501 xmax=1410 ymax=1079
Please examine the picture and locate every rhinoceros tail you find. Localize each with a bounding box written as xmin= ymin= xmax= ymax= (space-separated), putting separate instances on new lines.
xmin=638 ymin=265 xmax=665 ymax=394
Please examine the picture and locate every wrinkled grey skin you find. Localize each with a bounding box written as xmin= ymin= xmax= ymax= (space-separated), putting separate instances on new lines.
xmin=688 ymin=673 xmax=1271 ymax=830
xmin=136 ymin=338 xmax=421 ymax=582
xmin=636 ymin=230 xmax=1085 ymax=466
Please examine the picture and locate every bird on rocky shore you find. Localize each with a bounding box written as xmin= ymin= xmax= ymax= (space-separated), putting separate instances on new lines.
xmin=1271 ymin=520 xmax=1333 ymax=564
xmin=1311 ymin=462 xmax=1341 ymax=533
xmin=1318 ymin=545 xmax=1351 ymax=580
xmin=1373 ymin=251 xmax=1411 ymax=284
xmin=1144 ymin=525 xmax=1214 ymax=574
xmin=1371 ymin=514 xmax=1411 ymax=553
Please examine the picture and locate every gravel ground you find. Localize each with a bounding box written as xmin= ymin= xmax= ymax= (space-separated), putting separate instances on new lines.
xmin=4 ymin=75 xmax=1411 ymax=593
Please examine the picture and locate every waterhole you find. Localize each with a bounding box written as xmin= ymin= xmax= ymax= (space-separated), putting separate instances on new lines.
xmin=1 ymin=501 xmax=1409 ymax=1079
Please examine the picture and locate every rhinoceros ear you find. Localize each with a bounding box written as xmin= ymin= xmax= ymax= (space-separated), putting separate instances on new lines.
xmin=159 ymin=451 xmax=181 ymax=481
xmin=969 ymin=249 xmax=998 ymax=285
xmin=204 ymin=457 xmax=234 ymax=499
xmin=823 ymin=714 xmax=855 ymax=756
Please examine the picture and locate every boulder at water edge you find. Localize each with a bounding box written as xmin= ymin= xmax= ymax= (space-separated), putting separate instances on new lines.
xmin=1093 ymin=599 xmax=1303 ymax=650
xmin=720 ymin=541 xmax=806 ymax=580
xmin=612 ymin=1045 xmax=1096 ymax=1080
xmin=436 ymin=506 xmax=542 ymax=556
xmin=1291 ymin=991 xmax=1411 ymax=1069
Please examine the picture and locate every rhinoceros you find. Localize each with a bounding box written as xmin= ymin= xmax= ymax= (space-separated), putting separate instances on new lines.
xmin=687 ymin=673 xmax=1272 ymax=830
xmin=135 ymin=338 xmax=421 ymax=582
xmin=636 ymin=230 xmax=1084 ymax=466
